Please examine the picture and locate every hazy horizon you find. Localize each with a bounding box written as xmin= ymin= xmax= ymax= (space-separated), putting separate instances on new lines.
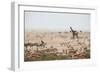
xmin=25 ymin=11 xmax=90 ymax=32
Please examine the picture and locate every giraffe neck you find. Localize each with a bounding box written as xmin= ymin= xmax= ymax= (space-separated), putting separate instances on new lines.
xmin=70 ymin=27 xmax=74 ymax=32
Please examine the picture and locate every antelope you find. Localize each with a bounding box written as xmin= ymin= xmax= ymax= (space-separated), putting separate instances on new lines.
xmin=25 ymin=40 xmax=46 ymax=48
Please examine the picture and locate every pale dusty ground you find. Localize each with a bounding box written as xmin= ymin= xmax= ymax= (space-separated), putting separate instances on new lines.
xmin=25 ymin=32 xmax=90 ymax=50
xmin=24 ymin=31 xmax=90 ymax=61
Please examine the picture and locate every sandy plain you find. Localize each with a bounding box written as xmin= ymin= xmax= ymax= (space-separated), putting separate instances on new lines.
xmin=24 ymin=31 xmax=90 ymax=61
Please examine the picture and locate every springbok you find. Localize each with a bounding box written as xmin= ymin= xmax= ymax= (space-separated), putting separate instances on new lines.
xmin=24 ymin=40 xmax=47 ymax=51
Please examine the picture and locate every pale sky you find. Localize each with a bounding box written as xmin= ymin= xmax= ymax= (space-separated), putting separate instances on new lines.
xmin=25 ymin=11 xmax=90 ymax=32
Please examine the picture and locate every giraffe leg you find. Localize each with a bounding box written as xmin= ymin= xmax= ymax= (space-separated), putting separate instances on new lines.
xmin=73 ymin=32 xmax=75 ymax=39
xmin=76 ymin=33 xmax=78 ymax=39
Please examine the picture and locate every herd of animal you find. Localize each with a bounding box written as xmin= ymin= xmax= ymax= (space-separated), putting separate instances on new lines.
xmin=24 ymin=27 xmax=90 ymax=61
xmin=24 ymin=42 xmax=90 ymax=61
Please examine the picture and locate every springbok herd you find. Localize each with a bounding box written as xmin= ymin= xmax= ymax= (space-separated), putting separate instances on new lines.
xmin=24 ymin=31 xmax=90 ymax=61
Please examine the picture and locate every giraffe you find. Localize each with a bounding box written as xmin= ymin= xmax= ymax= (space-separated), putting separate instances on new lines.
xmin=70 ymin=27 xmax=78 ymax=39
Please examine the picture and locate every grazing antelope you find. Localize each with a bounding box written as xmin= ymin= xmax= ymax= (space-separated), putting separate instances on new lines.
xmin=40 ymin=40 xmax=46 ymax=48
xmin=70 ymin=27 xmax=78 ymax=39
xmin=24 ymin=40 xmax=47 ymax=51
xmin=67 ymin=48 xmax=78 ymax=58
xmin=25 ymin=40 xmax=46 ymax=48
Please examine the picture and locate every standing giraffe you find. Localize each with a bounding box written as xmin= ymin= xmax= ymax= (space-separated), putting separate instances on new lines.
xmin=70 ymin=27 xmax=78 ymax=39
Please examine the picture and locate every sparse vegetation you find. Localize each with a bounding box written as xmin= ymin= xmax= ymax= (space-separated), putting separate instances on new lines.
xmin=24 ymin=32 xmax=90 ymax=61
